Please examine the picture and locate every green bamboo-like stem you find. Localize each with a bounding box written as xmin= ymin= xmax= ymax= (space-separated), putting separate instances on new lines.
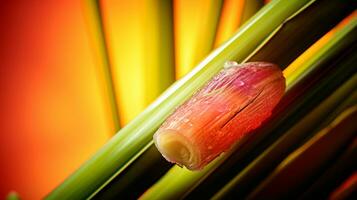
xmin=140 ymin=3 xmax=355 ymax=200
xmin=92 ymin=145 xmax=172 ymax=199
xmin=47 ymin=1 xmax=313 ymax=199
xmin=247 ymin=105 xmax=357 ymax=199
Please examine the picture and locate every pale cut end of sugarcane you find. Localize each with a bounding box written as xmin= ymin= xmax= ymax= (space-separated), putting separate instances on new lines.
xmin=154 ymin=130 xmax=200 ymax=170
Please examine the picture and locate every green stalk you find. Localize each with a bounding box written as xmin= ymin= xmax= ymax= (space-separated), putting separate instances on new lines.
xmin=47 ymin=1 xmax=313 ymax=199
xmin=140 ymin=3 xmax=355 ymax=200
xmin=247 ymin=106 xmax=357 ymax=199
xmin=92 ymin=145 xmax=172 ymax=199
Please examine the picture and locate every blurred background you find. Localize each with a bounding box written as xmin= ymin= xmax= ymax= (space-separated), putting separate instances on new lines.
xmin=0 ymin=0 xmax=266 ymax=198
xmin=0 ymin=0 xmax=355 ymax=199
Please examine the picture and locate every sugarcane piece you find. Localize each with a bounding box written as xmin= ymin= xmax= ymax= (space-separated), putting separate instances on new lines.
xmin=154 ymin=62 xmax=285 ymax=170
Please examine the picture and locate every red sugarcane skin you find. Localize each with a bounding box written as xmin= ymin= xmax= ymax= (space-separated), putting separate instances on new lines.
xmin=155 ymin=62 xmax=286 ymax=170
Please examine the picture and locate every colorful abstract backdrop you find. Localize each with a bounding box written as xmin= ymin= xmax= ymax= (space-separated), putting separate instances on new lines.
xmin=1 ymin=0 xmax=354 ymax=199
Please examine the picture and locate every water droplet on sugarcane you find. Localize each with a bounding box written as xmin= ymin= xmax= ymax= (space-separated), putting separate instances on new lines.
xmin=154 ymin=62 xmax=285 ymax=170
xmin=236 ymin=80 xmax=245 ymax=86
xmin=224 ymin=61 xmax=239 ymax=69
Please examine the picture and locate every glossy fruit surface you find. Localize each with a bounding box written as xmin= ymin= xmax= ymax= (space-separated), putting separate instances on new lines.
xmin=154 ymin=62 xmax=286 ymax=170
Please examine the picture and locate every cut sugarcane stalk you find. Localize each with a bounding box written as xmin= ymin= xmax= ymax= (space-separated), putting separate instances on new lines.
xmin=154 ymin=62 xmax=285 ymax=170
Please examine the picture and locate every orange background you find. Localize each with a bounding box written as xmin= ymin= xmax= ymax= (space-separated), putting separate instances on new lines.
xmin=0 ymin=1 xmax=113 ymax=199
